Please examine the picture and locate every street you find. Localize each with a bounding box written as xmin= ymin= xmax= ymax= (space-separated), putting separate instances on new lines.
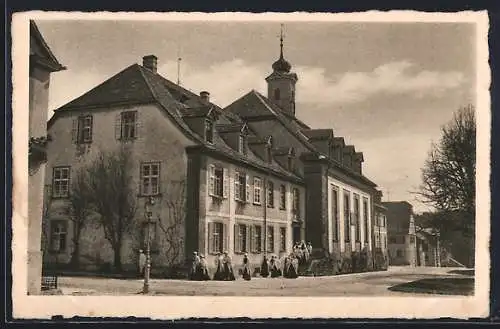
xmin=57 ymin=266 xmax=474 ymax=296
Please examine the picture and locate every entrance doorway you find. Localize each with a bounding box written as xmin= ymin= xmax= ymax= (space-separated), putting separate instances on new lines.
xmin=293 ymin=225 xmax=301 ymax=244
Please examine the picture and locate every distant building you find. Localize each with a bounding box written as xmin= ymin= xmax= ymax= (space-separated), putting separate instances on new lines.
xmin=373 ymin=191 xmax=388 ymax=268
xmin=43 ymin=30 xmax=382 ymax=275
xmin=383 ymin=201 xmax=417 ymax=266
xmin=28 ymin=20 xmax=65 ymax=294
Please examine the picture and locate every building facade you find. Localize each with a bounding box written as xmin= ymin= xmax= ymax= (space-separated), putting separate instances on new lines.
xmin=384 ymin=201 xmax=418 ymax=266
xmin=28 ymin=21 xmax=65 ymax=294
xmin=43 ymin=33 xmax=383 ymax=276
xmin=373 ymin=191 xmax=388 ymax=269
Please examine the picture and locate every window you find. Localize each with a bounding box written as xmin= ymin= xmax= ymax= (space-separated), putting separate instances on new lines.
xmin=344 ymin=191 xmax=351 ymax=242
xmin=389 ymin=236 xmax=397 ymax=244
xmin=235 ymin=224 xmax=247 ymax=253
xmin=235 ymin=171 xmax=247 ymax=202
xmin=396 ymin=249 xmax=404 ymax=257
xmin=50 ymin=220 xmax=68 ymax=252
xmin=52 ymin=167 xmax=70 ymax=198
xmin=209 ymin=165 xmax=224 ymax=197
xmin=253 ymin=177 xmax=262 ymax=205
xmin=287 ymin=156 xmax=294 ymax=171
xmin=354 ymin=196 xmax=360 ymax=242
xmin=140 ymin=162 xmax=160 ymax=196
xmin=410 ymin=236 xmax=416 ymax=244
xmin=274 ymin=88 xmax=281 ymax=100
xmin=204 ymin=119 xmax=214 ymax=144
xmin=267 ymin=180 xmax=274 ymax=208
xmin=279 ymin=227 xmax=287 ymax=252
xmin=252 ymin=225 xmax=262 ymax=253
xmin=267 ymin=225 xmax=274 ymax=252
xmin=292 ymin=188 xmax=300 ymax=213
xmin=374 ymin=232 xmax=380 ymax=248
xmin=120 ymin=111 xmax=138 ymax=140
xmin=279 ymin=184 xmax=286 ymax=210
xmin=266 ymin=145 xmax=272 ymax=163
xmin=331 ymin=186 xmax=339 ymax=241
xmin=209 ymin=222 xmax=224 ymax=254
xmin=238 ymin=134 xmax=247 ymax=155
xmin=363 ymin=198 xmax=369 ymax=244
xmin=76 ymin=115 xmax=93 ymax=143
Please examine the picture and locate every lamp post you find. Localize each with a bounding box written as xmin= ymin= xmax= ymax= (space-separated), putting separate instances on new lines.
xmin=143 ymin=196 xmax=155 ymax=294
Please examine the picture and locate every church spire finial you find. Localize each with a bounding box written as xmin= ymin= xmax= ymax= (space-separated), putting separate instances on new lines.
xmin=280 ymin=23 xmax=284 ymax=59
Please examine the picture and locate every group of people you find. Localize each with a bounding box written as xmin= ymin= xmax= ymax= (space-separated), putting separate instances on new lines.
xmin=188 ymin=241 xmax=313 ymax=281
xmin=189 ymin=251 xmax=237 ymax=281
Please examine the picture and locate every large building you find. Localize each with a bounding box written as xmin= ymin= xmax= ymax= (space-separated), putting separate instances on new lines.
xmin=43 ymin=33 xmax=384 ymax=275
xmin=384 ymin=201 xmax=418 ymax=266
xmin=28 ymin=21 xmax=66 ymax=294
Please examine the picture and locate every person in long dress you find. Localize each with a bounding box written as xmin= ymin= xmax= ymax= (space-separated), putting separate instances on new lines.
xmin=198 ymin=254 xmax=211 ymax=280
xmin=222 ymin=251 xmax=236 ymax=281
xmin=213 ymin=252 xmax=224 ymax=281
xmin=189 ymin=251 xmax=200 ymax=280
xmin=284 ymin=253 xmax=299 ymax=279
xmin=270 ymin=255 xmax=282 ymax=278
xmin=138 ymin=249 xmax=146 ymax=278
xmin=260 ymin=255 xmax=270 ymax=278
xmin=242 ymin=253 xmax=252 ymax=281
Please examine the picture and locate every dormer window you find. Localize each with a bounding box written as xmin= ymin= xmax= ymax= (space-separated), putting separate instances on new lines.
xmin=238 ymin=134 xmax=247 ymax=155
xmin=204 ymin=119 xmax=214 ymax=144
xmin=274 ymin=88 xmax=281 ymax=101
xmin=287 ymin=156 xmax=294 ymax=171
xmin=266 ymin=145 xmax=272 ymax=163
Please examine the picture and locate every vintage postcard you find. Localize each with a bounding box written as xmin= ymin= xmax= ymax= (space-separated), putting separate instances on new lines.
xmin=12 ymin=11 xmax=490 ymax=319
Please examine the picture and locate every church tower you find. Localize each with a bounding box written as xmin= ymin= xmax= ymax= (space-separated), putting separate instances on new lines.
xmin=265 ymin=24 xmax=298 ymax=116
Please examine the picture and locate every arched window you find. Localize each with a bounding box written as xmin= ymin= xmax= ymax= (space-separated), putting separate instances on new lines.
xmin=274 ymin=88 xmax=281 ymax=100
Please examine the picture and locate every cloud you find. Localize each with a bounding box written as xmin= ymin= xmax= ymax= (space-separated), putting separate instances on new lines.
xmin=48 ymin=58 xmax=466 ymax=116
xmin=295 ymin=60 xmax=465 ymax=104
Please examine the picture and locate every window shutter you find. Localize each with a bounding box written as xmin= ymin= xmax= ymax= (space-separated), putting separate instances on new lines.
xmin=88 ymin=115 xmax=94 ymax=142
xmin=250 ymin=225 xmax=255 ymax=253
xmin=246 ymin=174 xmax=251 ymax=203
xmin=223 ymin=223 xmax=228 ymax=252
xmin=71 ymin=118 xmax=78 ymax=144
xmin=260 ymin=225 xmax=264 ymax=252
xmin=115 ymin=113 xmax=122 ymax=140
xmin=245 ymin=225 xmax=251 ymax=253
xmin=234 ymin=224 xmax=238 ymax=252
xmin=135 ymin=111 xmax=142 ymax=139
xmin=207 ymin=222 xmax=214 ymax=254
xmin=223 ymin=167 xmax=229 ymax=199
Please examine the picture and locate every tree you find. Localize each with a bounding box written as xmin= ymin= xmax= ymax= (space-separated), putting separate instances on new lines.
xmin=85 ymin=147 xmax=137 ymax=271
xmin=64 ymin=167 xmax=93 ymax=269
xmin=157 ymin=179 xmax=186 ymax=269
xmin=418 ymin=105 xmax=476 ymax=237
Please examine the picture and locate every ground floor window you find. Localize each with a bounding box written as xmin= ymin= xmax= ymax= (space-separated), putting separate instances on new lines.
xmin=252 ymin=225 xmax=262 ymax=253
xmin=280 ymin=227 xmax=287 ymax=252
xmin=267 ymin=225 xmax=274 ymax=253
xmin=234 ymin=224 xmax=248 ymax=253
xmin=208 ymin=222 xmax=225 ymax=254
xmin=50 ymin=220 xmax=68 ymax=252
xmin=396 ymin=249 xmax=404 ymax=257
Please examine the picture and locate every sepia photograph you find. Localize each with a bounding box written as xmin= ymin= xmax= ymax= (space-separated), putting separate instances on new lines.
xmin=12 ymin=11 xmax=490 ymax=319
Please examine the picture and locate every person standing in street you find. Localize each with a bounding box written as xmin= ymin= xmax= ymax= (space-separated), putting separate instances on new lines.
xmin=242 ymin=253 xmax=252 ymax=281
xmin=138 ymin=249 xmax=146 ymax=278
xmin=189 ymin=251 xmax=200 ymax=280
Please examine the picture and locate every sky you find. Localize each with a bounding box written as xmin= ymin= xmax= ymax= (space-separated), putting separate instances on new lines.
xmin=35 ymin=19 xmax=477 ymax=213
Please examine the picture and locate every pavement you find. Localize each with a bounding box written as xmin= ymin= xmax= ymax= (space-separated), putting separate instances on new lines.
xmin=56 ymin=266 xmax=473 ymax=296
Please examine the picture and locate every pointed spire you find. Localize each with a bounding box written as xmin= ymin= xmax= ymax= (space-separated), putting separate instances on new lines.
xmin=272 ymin=23 xmax=291 ymax=73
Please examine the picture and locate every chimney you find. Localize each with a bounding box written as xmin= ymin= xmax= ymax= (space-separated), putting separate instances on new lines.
xmin=200 ymin=91 xmax=210 ymax=105
xmin=143 ymin=55 xmax=158 ymax=74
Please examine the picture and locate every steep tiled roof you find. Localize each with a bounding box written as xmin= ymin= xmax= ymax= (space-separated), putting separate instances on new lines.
xmin=30 ymin=20 xmax=66 ymax=72
xmin=49 ymin=61 xmax=301 ymax=182
xmin=225 ymin=90 xmax=377 ymax=187
xmin=56 ymin=64 xmax=158 ymax=110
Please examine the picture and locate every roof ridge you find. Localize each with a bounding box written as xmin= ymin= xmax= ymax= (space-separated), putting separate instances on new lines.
xmin=136 ymin=65 xmax=160 ymax=102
